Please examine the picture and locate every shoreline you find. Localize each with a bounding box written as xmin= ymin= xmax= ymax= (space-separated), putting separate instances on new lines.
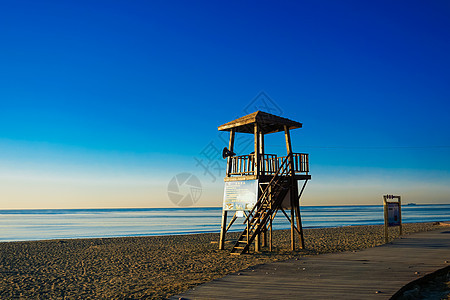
xmin=1 ymin=220 xmax=448 ymax=244
xmin=0 ymin=222 xmax=443 ymax=299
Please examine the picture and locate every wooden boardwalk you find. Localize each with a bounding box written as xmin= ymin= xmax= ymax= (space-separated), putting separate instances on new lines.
xmin=172 ymin=227 xmax=450 ymax=299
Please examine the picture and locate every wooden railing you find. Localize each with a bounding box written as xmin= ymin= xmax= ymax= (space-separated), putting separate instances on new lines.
xmin=228 ymin=153 xmax=308 ymax=176
xmin=229 ymin=154 xmax=254 ymax=176
xmin=278 ymin=153 xmax=309 ymax=174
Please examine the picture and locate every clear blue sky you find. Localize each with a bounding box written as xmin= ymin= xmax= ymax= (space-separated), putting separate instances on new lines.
xmin=0 ymin=0 xmax=449 ymax=208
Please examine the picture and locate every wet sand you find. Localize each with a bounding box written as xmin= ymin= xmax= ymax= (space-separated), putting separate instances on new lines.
xmin=0 ymin=222 xmax=440 ymax=299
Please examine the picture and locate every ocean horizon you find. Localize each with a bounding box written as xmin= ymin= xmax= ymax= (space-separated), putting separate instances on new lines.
xmin=1 ymin=204 xmax=449 ymax=242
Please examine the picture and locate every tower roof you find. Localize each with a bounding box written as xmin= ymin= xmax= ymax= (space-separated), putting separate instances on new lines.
xmin=218 ymin=111 xmax=302 ymax=134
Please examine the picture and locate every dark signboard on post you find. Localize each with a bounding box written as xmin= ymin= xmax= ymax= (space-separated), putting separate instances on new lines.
xmin=383 ymin=194 xmax=402 ymax=243
xmin=387 ymin=202 xmax=401 ymax=226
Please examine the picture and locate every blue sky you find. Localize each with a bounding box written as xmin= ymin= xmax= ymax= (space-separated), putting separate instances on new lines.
xmin=0 ymin=0 xmax=449 ymax=208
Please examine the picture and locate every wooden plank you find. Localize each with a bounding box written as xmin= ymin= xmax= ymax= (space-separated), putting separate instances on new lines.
xmin=399 ymin=196 xmax=403 ymax=235
xmin=223 ymin=175 xmax=258 ymax=182
xmin=384 ymin=196 xmax=389 ymax=243
xmin=225 ymin=212 xmax=238 ymax=232
xmin=296 ymin=179 xmax=308 ymax=249
xmin=218 ymin=111 xmax=302 ymax=133
xmin=174 ymin=228 xmax=450 ymax=299
xmin=259 ymin=132 xmax=264 ymax=175
xmin=226 ymin=129 xmax=235 ymax=177
xmin=284 ymin=125 xmax=297 ymax=251
xmin=218 ymin=210 xmax=227 ymax=250
xmin=254 ymin=123 xmax=259 ymax=177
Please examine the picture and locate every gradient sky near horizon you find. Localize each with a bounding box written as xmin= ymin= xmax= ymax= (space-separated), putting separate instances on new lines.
xmin=1 ymin=0 xmax=449 ymax=209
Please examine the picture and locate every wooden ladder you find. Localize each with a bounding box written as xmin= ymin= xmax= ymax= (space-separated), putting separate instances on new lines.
xmin=230 ymin=156 xmax=291 ymax=255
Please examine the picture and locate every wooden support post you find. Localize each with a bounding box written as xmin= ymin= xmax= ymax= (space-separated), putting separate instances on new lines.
xmin=269 ymin=214 xmax=273 ymax=252
xmin=398 ymin=196 xmax=403 ymax=236
xmin=290 ymin=205 xmax=295 ymax=251
xmin=295 ymin=180 xmax=308 ymax=249
xmin=226 ymin=129 xmax=235 ymax=177
xmin=383 ymin=197 xmax=389 ymax=243
xmin=295 ymin=206 xmax=304 ymax=249
xmin=280 ymin=208 xmax=303 ymax=236
xmin=254 ymin=123 xmax=261 ymax=252
xmin=255 ymin=220 xmax=260 ymax=252
xmin=246 ymin=221 xmax=250 ymax=254
xmin=284 ymin=125 xmax=297 ymax=251
xmin=259 ymin=131 xmax=264 ymax=175
xmin=284 ymin=125 xmax=293 ymax=165
xmin=226 ymin=212 xmax=238 ymax=232
xmin=219 ymin=210 xmax=227 ymax=250
xmin=220 ymin=129 xmax=235 ymax=250
xmin=254 ymin=124 xmax=260 ymax=176
xmin=256 ymin=217 xmax=261 ymax=252
xmin=291 ymin=181 xmax=302 ymax=249
xmin=262 ymin=224 xmax=267 ymax=247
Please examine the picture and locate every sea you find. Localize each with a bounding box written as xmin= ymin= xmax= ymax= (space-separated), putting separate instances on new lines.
xmin=1 ymin=204 xmax=449 ymax=242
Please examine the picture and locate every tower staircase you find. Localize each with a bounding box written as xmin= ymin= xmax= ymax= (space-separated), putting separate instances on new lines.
xmin=230 ymin=156 xmax=291 ymax=255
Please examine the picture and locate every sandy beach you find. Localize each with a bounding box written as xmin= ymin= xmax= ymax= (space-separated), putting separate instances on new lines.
xmin=0 ymin=222 xmax=442 ymax=299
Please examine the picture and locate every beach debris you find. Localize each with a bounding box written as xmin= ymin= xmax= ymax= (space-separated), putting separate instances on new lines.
xmin=445 ymin=260 xmax=449 ymax=264
xmin=415 ymin=271 xmax=420 ymax=275
xmin=237 ymin=273 xmax=242 ymax=276
xmin=375 ymin=290 xmax=382 ymax=294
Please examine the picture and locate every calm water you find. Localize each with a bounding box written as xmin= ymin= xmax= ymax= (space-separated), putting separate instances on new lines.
xmin=0 ymin=204 xmax=449 ymax=242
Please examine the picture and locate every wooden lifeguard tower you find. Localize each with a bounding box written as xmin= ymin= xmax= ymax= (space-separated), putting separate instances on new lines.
xmin=218 ymin=111 xmax=311 ymax=255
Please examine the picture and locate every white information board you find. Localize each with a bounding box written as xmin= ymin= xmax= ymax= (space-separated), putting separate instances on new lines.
xmin=223 ymin=180 xmax=258 ymax=211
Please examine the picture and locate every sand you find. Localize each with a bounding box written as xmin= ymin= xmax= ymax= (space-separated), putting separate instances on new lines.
xmin=393 ymin=266 xmax=450 ymax=299
xmin=0 ymin=222 xmax=441 ymax=299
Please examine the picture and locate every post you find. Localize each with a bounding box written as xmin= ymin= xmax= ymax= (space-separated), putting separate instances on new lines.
xmin=259 ymin=131 xmax=265 ymax=175
xmin=292 ymin=181 xmax=304 ymax=249
xmin=290 ymin=200 xmax=295 ymax=251
xmin=246 ymin=220 xmax=250 ymax=254
xmin=219 ymin=210 xmax=228 ymax=250
xmin=260 ymin=131 xmax=266 ymax=247
xmin=296 ymin=179 xmax=308 ymax=249
xmin=254 ymin=123 xmax=261 ymax=252
xmin=269 ymin=182 xmax=273 ymax=251
xmin=220 ymin=129 xmax=235 ymax=249
xmin=254 ymin=124 xmax=260 ymax=176
xmin=255 ymin=226 xmax=260 ymax=252
xmin=261 ymin=224 xmax=267 ymax=247
xmin=398 ymin=196 xmax=402 ymax=235
xmin=383 ymin=194 xmax=402 ymax=243
xmin=269 ymin=214 xmax=273 ymax=252
xmin=295 ymin=204 xmax=304 ymax=249
xmin=284 ymin=125 xmax=297 ymax=251
xmin=383 ymin=196 xmax=389 ymax=243
xmin=226 ymin=129 xmax=235 ymax=177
